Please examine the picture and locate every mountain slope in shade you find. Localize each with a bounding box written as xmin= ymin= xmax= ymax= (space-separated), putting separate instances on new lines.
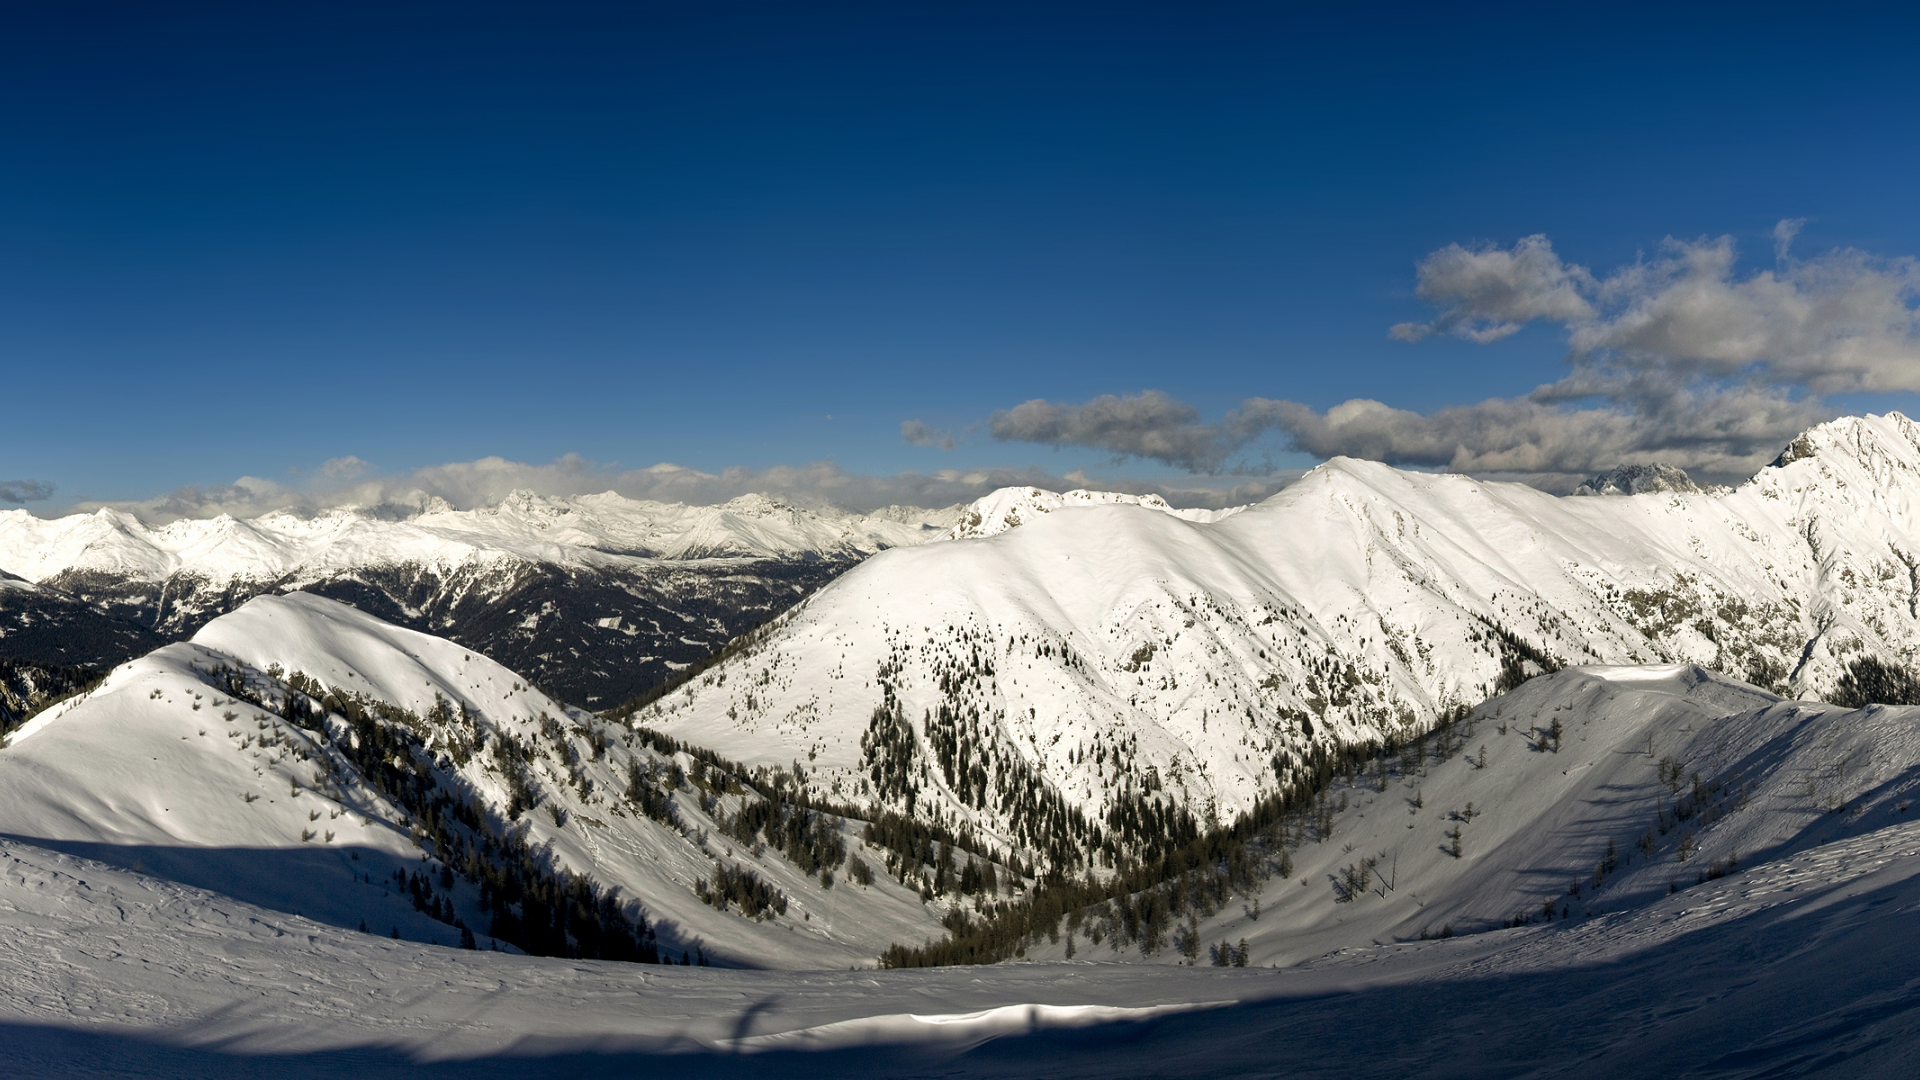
xmin=0 ymin=593 xmax=948 ymax=967
xmin=0 ymin=571 xmax=164 ymax=668
xmin=635 ymin=412 xmax=1920 ymax=868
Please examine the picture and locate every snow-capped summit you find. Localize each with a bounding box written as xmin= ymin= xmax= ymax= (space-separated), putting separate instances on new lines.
xmin=0 ymin=485 xmax=1217 ymax=705
xmin=0 ymin=490 xmax=958 ymax=587
xmin=633 ymin=412 xmax=1920 ymax=874
xmin=946 ymin=487 xmax=1244 ymax=540
xmin=1572 ymin=462 xmax=1707 ymax=496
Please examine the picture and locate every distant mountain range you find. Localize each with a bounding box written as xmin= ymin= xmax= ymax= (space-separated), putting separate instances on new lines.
xmin=0 ymin=486 xmax=1258 ymax=708
xmin=0 ymin=492 xmax=959 ymax=706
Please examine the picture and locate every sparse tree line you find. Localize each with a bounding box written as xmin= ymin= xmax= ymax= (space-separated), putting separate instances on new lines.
xmin=876 ymin=698 xmax=1559 ymax=967
xmin=628 ymin=723 xmax=1027 ymax=908
xmin=0 ymin=656 xmax=105 ymax=738
xmin=208 ymin=661 xmax=668 ymax=963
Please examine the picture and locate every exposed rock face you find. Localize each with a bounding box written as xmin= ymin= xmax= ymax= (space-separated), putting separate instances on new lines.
xmin=1572 ymin=463 xmax=1705 ymax=496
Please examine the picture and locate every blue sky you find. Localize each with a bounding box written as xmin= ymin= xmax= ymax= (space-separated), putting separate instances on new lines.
xmin=6 ymin=2 xmax=1920 ymax=513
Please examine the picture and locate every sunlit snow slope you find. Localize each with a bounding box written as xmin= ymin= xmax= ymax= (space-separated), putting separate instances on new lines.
xmin=639 ymin=413 xmax=1920 ymax=862
xmin=0 ymin=594 xmax=946 ymax=967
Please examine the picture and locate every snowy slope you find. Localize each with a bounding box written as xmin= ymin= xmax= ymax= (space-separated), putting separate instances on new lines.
xmin=5 ymin=810 xmax=1920 ymax=1076
xmin=637 ymin=412 xmax=1920 ymax=866
xmin=0 ymin=594 xmax=948 ymax=968
xmin=1021 ymin=662 xmax=1920 ymax=968
xmin=946 ymin=487 xmax=1244 ymax=540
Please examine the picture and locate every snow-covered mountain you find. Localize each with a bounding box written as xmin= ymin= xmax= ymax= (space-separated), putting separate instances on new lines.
xmin=0 ymin=491 xmax=950 ymax=580
xmin=0 ymin=593 xmax=954 ymax=968
xmin=6 ymin=658 xmax=1920 ymax=1076
xmin=0 ymin=491 xmax=959 ymax=706
xmin=633 ymin=412 xmax=1920 ymax=874
xmin=945 ymin=487 xmax=1244 ymax=540
xmin=1572 ymin=461 xmax=1714 ymax=496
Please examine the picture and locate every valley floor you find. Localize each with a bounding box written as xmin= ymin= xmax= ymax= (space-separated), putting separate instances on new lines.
xmin=6 ymin=819 xmax=1920 ymax=1079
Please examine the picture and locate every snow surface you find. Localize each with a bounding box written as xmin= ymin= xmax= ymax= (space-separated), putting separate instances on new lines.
xmin=640 ymin=412 xmax=1920 ymax=856
xmin=0 ymin=594 xmax=948 ymax=968
xmin=5 ymin=804 xmax=1920 ymax=1076
xmin=13 ymin=418 xmax=1920 ymax=1073
xmin=1020 ymin=662 xmax=1920 ymax=967
xmin=5 ymin=574 xmax=1920 ymax=1073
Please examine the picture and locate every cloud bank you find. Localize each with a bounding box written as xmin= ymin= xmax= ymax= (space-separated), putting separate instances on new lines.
xmin=989 ymin=225 xmax=1920 ymax=488
xmin=62 ymin=455 xmax=1267 ymax=524
xmin=989 ymin=391 xmax=1279 ymax=473
xmin=0 ymin=480 xmax=55 ymax=504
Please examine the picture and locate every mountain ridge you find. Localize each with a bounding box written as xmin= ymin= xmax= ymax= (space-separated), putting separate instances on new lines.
xmin=0 ymin=592 xmax=954 ymax=967
xmin=633 ymin=412 xmax=1920 ymax=872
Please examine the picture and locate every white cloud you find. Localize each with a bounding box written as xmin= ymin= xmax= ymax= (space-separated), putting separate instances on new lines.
xmin=984 ymin=225 xmax=1908 ymax=489
xmin=1269 ymin=386 xmax=1829 ymax=485
xmin=1393 ymin=225 xmax=1920 ymax=396
xmin=1256 ymin=222 xmax=1920 ymax=486
xmin=1773 ymin=218 xmax=1805 ymax=261
xmin=1567 ymin=237 xmax=1920 ymax=395
xmin=1388 ymin=234 xmax=1597 ymax=343
xmin=320 ymin=456 xmax=369 ymax=481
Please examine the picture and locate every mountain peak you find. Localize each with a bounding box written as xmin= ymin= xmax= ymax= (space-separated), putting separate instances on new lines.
xmin=1768 ymin=411 xmax=1920 ymax=471
xmin=945 ymin=486 xmax=1241 ymax=540
xmin=1572 ymin=463 xmax=1703 ymax=497
xmin=719 ymin=492 xmax=796 ymax=517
